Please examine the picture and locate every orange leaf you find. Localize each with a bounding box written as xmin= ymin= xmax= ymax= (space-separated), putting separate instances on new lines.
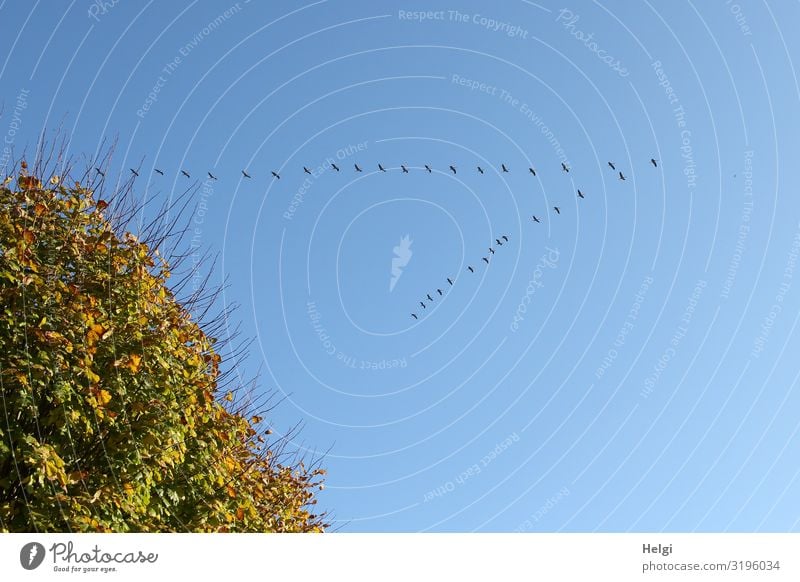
xmin=235 ymin=507 xmax=244 ymax=520
xmin=22 ymin=229 xmax=35 ymax=244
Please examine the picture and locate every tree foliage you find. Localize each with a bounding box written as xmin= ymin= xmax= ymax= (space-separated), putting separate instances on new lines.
xmin=0 ymin=160 xmax=327 ymax=532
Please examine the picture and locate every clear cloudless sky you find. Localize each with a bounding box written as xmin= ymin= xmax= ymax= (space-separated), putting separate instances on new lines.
xmin=1 ymin=0 xmax=799 ymax=532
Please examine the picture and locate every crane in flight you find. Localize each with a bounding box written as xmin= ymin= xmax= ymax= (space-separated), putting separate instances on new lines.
xmin=304 ymin=166 xmax=313 ymax=175
xmin=554 ymin=206 xmax=561 ymax=214
xmin=425 ymin=165 xmax=432 ymax=173
xmin=378 ymin=163 xmax=387 ymax=172
xmin=532 ymin=215 xmax=541 ymax=223
xmin=477 ymin=166 xmax=484 ymax=174
xmin=577 ymin=189 xmax=585 ymax=199
xmin=618 ymin=171 xmax=626 ymax=181
xmin=650 ymin=158 xmax=658 ymax=167
xmin=130 ymin=168 xmax=139 ymax=177
xmin=529 ymin=167 xmax=536 ymax=176
xmin=181 ymin=170 xmax=191 ymax=178
xmin=154 ymin=168 xmax=164 ymax=176
xmin=449 ymin=165 xmax=457 ymax=174
xmin=561 ymin=162 xmax=570 ymax=173
xmin=354 ymin=163 xmax=362 ymax=172
xmin=501 ymin=164 xmax=509 ymax=173
xmin=242 ymin=170 xmax=251 ymax=178
xmin=608 ymin=161 xmax=616 ymax=170
xmin=401 ymin=165 xmax=409 ymax=173
xmin=331 ymin=163 xmax=340 ymax=172
xmin=271 ymin=171 xmax=280 ymax=179
xmin=207 ymin=172 xmax=218 ymax=180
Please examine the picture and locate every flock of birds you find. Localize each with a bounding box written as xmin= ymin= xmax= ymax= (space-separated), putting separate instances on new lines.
xmin=112 ymin=157 xmax=661 ymax=321
xmin=114 ymin=158 xmax=658 ymax=184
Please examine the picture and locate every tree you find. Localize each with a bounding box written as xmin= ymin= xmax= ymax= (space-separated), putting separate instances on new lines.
xmin=0 ymin=156 xmax=327 ymax=532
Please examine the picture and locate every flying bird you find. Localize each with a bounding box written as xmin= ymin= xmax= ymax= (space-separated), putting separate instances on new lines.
xmin=561 ymin=163 xmax=570 ymax=173
xmin=411 ymin=313 xmax=418 ymax=320
xmin=437 ymin=289 xmax=443 ymax=296
xmin=154 ymin=168 xmax=164 ymax=176
xmin=532 ymin=215 xmax=540 ymax=223
xmin=619 ymin=171 xmax=626 ymax=181
xmin=608 ymin=162 xmax=616 ymax=170
xmin=420 ymin=301 xmax=426 ymax=309
xmin=426 ymin=293 xmax=433 ymax=302
xmin=468 ymin=266 xmax=474 ymax=273
xmin=502 ymin=235 xmax=509 ymax=242
xmin=378 ymin=163 xmax=387 ymax=172
xmin=554 ymin=206 xmax=561 ymax=214
xmin=271 ymin=171 xmax=280 ymax=179
xmin=425 ymin=165 xmax=432 ymax=173
xmin=495 ymin=238 xmax=503 ymax=246
xmin=331 ymin=163 xmax=340 ymax=172
xmin=130 ymin=168 xmax=139 ymax=177
xmin=489 ymin=248 xmax=495 ymax=255
xmin=95 ymin=168 xmax=105 ymax=177
xmin=207 ymin=172 xmax=218 ymax=180
xmin=501 ymin=164 xmax=509 ymax=173
xmin=650 ymin=158 xmax=658 ymax=167
xmin=304 ymin=166 xmax=313 ymax=175
xmin=401 ymin=165 xmax=409 ymax=173
xmin=447 ymin=277 xmax=454 ymax=286
xmin=242 ymin=170 xmax=251 ymax=178
xmin=449 ymin=165 xmax=457 ymax=174
xmin=477 ymin=166 xmax=484 ymax=174
xmin=482 ymin=257 xmax=490 ymax=265
xmin=577 ymin=189 xmax=585 ymax=198
xmin=354 ymin=163 xmax=362 ymax=172
xmin=529 ymin=167 xmax=536 ymax=176
xmin=181 ymin=170 xmax=191 ymax=178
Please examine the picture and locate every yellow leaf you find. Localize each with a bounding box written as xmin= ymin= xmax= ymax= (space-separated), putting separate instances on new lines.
xmin=226 ymin=485 xmax=236 ymax=498
xmin=98 ymin=389 xmax=112 ymax=406
xmin=250 ymin=415 xmax=262 ymax=424
xmin=34 ymin=202 xmax=47 ymax=215
xmin=127 ymin=354 xmax=142 ymax=373
xmin=224 ymin=391 xmax=233 ymax=402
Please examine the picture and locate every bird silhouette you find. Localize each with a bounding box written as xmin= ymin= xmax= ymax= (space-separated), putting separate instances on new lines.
xmin=561 ymin=162 xmax=570 ymax=173
xmin=207 ymin=172 xmax=217 ymax=180
xmin=304 ymin=166 xmax=312 ymax=175
xmin=130 ymin=168 xmax=139 ymax=177
xmin=437 ymin=289 xmax=443 ymax=296
xmin=420 ymin=301 xmax=426 ymax=309
xmin=447 ymin=277 xmax=454 ymax=286
xmin=489 ymin=248 xmax=495 ymax=255
xmin=426 ymin=293 xmax=433 ymax=302
xmin=242 ymin=170 xmax=251 ymax=178
xmin=271 ymin=171 xmax=280 ymax=179
xmin=554 ymin=206 xmax=561 ymax=214
xmin=532 ymin=215 xmax=540 ymax=223
xmin=181 ymin=170 xmax=191 ymax=178
xmin=411 ymin=313 xmax=418 ymax=320
xmin=468 ymin=266 xmax=474 ymax=273
xmin=154 ymin=168 xmax=164 ymax=176
xmin=577 ymin=189 xmax=585 ymax=198
xmin=495 ymin=238 xmax=503 ymax=246
xmin=354 ymin=163 xmax=362 ymax=172
xmin=449 ymin=165 xmax=457 ymax=174
xmin=619 ymin=171 xmax=626 ymax=181
xmin=477 ymin=166 xmax=484 ymax=174
xmin=608 ymin=162 xmax=616 ymax=170
xmin=378 ymin=163 xmax=386 ymax=172
xmin=501 ymin=163 xmax=509 ymax=173
xmin=529 ymin=167 xmax=536 ymax=176
xmin=502 ymin=235 xmax=508 ymax=242
xmin=425 ymin=165 xmax=432 ymax=173
xmin=95 ymin=168 xmax=105 ymax=177
xmin=650 ymin=158 xmax=658 ymax=167
xmin=482 ymin=257 xmax=490 ymax=265
xmin=331 ymin=163 xmax=340 ymax=172
xmin=401 ymin=165 xmax=409 ymax=173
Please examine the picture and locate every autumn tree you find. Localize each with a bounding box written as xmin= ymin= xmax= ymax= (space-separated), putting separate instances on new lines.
xmin=0 ymin=153 xmax=327 ymax=532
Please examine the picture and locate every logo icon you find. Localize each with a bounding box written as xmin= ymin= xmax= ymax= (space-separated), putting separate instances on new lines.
xmin=390 ymin=235 xmax=413 ymax=292
xmin=20 ymin=542 xmax=45 ymax=570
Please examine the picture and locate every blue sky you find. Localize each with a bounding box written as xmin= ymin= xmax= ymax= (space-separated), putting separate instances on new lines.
xmin=2 ymin=1 xmax=800 ymax=532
